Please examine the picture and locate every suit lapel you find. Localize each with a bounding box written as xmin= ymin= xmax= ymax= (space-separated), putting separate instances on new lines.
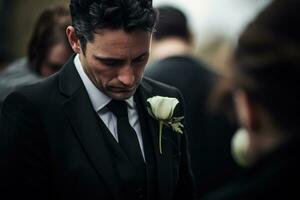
xmin=134 ymin=92 xmax=158 ymax=200
xmin=58 ymin=56 xmax=127 ymax=200
xmin=137 ymin=80 xmax=174 ymax=200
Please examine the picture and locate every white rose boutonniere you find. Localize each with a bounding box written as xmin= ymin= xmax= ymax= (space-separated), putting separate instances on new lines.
xmin=147 ymin=96 xmax=184 ymax=154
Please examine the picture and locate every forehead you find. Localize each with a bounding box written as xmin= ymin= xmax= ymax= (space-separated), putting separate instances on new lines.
xmin=86 ymin=28 xmax=152 ymax=58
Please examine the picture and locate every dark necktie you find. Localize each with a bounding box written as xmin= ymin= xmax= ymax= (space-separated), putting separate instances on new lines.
xmin=107 ymin=100 xmax=147 ymax=198
xmin=107 ymin=100 xmax=145 ymax=168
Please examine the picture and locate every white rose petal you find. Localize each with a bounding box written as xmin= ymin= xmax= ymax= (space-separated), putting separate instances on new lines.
xmin=146 ymin=96 xmax=184 ymax=154
xmin=147 ymin=96 xmax=179 ymax=120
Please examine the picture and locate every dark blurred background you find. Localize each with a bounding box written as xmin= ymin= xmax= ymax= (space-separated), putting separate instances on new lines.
xmin=0 ymin=0 xmax=68 ymax=62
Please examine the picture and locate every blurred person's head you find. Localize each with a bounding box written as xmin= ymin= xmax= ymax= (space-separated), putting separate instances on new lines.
xmin=154 ymin=5 xmax=191 ymax=43
xmin=231 ymin=0 xmax=300 ymax=166
xmin=150 ymin=5 xmax=193 ymax=61
xmin=28 ymin=5 xmax=73 ymax=77
xmin=66 ymin=0 xmax=157 ymax=100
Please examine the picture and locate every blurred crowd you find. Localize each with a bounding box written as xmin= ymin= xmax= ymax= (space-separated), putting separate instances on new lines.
xmin=0 ymin=4 xmax=72 ymax=112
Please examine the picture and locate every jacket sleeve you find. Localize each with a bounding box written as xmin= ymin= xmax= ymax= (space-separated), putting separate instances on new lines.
xmin=0 ymin=92 xmax=50 ymax=199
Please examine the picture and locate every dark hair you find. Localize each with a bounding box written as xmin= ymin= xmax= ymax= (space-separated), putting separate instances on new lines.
xmin=69 ymin=0 xmax=157 ymax=52
xmin=234 ymin=0 xmax=300 ymax=133
xmin=28 ymin=5 xmax=71 ymax=75
xmin=154 ymin=5 xmax=191 ymax=43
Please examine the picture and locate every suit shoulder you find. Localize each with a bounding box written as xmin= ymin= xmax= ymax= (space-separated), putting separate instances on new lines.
xmin=142 ymin=77 xmax=185 ymax=109
xmin=143 ymin=76 xmax=180 ymax=94
xmin=16 ymin=73 xmax=59 ymax=95
xmin=5 ymin=73 xmax=60 ymax=108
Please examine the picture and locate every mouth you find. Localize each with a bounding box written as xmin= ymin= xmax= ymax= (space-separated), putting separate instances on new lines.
xmin=109 ymin=87 xmax=136 ymax=93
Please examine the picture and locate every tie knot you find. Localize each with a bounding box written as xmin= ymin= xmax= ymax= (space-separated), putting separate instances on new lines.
xmin=107 ymin=100 xmax=128 ymax=118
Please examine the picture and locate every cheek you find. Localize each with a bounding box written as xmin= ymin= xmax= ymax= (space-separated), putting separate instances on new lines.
xmin=134 ymin=64 xmax=147 ymax=79
xmin=83 ymin=61 xmax=107 ymax=86
xmin=95 ymin=69 xmax=118 ymax=87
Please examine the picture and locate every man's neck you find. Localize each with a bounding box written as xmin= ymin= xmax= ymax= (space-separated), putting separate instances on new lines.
xmin=150 ymin=37 xmax=192 ymax=61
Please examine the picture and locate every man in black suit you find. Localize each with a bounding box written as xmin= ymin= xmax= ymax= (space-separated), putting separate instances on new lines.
xmin=0 ymin=1 xmax=195 ymax=199
xmin=145 ymin=6 xmax=239 ymax=197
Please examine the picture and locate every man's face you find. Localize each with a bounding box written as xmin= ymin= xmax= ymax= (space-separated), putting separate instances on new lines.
xmin=79 ymin=29 xmax=151 ymax=100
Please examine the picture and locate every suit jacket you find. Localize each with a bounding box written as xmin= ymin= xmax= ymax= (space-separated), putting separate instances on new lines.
xmin=145 ymin=56 xmax=239 ymax=197
xmin=0 ymin=56 xmax=195 ymax=200
xmin=200 ymin=138 xmax=300 ymax=200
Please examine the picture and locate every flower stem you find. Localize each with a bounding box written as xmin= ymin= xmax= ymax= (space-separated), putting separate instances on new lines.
xmin=159 ymin=121 xmax=163 ymax=154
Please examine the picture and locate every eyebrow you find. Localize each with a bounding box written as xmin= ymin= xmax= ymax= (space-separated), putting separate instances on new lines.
xmin=93 ymin=55 xmax=124 ymax=63
xmin=93 ymin=51 xmax=149 ymax=63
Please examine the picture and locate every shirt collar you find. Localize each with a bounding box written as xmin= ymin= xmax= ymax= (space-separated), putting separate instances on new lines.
xmin=74 ymin=54 xmax=134 ymax=112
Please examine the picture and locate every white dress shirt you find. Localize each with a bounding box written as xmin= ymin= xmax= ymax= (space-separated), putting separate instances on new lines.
xmin=74 ymin=54 xmax=145 ymax=160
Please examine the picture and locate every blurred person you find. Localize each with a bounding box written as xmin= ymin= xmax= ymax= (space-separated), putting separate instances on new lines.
xmin=201 ymin=0 xmax=300 ymax=199
xmin=0 ymin=4 xmax=72 ymax=111
xmin=0 ymin=0 xmax=195 ymax=200
xmin=145 ymin=5 xmax=239 ymax=197
xmin=0 ymin=51 xmax=12 ymax=73
xmin=0 ymin=0 xmax=12 ymax=73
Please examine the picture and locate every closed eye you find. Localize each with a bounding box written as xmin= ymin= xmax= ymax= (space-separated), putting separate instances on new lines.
xmin=101 ymin=59 xmax=124 ymax=67
xmin=93 ymin=52 xmax=149 ymax=67
xmin=132 ymin=53 xmax=149 ymax=64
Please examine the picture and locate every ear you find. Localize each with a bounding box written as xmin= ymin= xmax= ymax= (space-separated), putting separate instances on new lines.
xmin=66 ymin=26 xmax=81 ymax=54
xmin=233 ymin=89 xmax=257 ymax=132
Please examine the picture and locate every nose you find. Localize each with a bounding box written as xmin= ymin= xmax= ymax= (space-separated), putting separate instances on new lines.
xmin=118 ymin=64 xmax=135 ymax=87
